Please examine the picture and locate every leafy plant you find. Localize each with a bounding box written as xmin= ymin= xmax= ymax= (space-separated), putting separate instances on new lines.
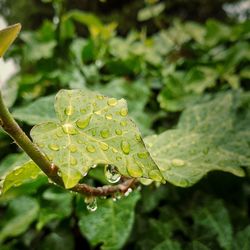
xmin=0 ymin=12 xmax=250 ymax=250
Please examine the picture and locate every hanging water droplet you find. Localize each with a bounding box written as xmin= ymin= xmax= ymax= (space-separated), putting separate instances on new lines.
xmin=124 ymin=188 xmax=132 ymax=197
xmin=121 ymin=140 xmax=130 ymax=155
xmin=105 ymin=114 xmax=113 ymax=120
xmin=171 ymin=159 xmax=185 ymax=167
xmin=120 ymin=121 xmax=127 ymax=127
xmin=149 ymin=170 xmax=162 ymax=182
xmin=49 ymin=143 xmax=60 ymax=151
xmin=120 ymin=108 xmax=128 ymax=117
xmin=137 ymin=152 xmax=149 ymax=159
xmin=64 ymin=106 xmax=74 ymax=116
xmin=115 ymin=129 xmax=122 ymax=135
xmin=100 ymin=129 xmax=110 ymax=138
xmin=86 ymin=145 xmax=96 ymax=153
xmin=62 ymin=123 xmax=78 ymax=135
xmin=99 ymin=142 xmax=109 ymax=151
xmin=127 ymin=163 xmax=143 ymax=177
xmin=76 ymin=116 xmax=91 ymax=129
xmin=104 ymin=165 xmax=121 ymax=183
xmin=85 ymin=196 xmax=98 ymax=212
xmin=69 ymin=144 xmax=77 ymax=153
xmin=70 ymin=157 xmax=77 ymax=166
xmin=107 ymin=98 xmax=117 ymax=106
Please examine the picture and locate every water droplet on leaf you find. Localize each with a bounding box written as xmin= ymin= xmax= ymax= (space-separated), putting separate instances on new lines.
xmin=69 ymin=144 xmax=77 ymax=153
xmin=137 ymin=152 xmax=149 ymax=159
xmin=104 ymin=164 xmax=121 ymax=183
xmin=86 ymin=145 xmax=96 ymax=153
xmin=149 ymin=170 xmax=162 ymax=182
xmin=115 ymin=129 xmax=122 ymax=135
xmin=120 ymin=121 xmax=127 ymax=127
xmin=127 ymin=163 xmax=143 ymax=177
xmin=49 ymin=143 xmax=60 ymax=151
xmin=105 ymin=114 xmax=113 ymax=120
xmin=76 ymin=116 xmax=91 ymax=129
xmin=171 ymin=159 xmax=185 ymax=167
xmin=80 ymin=108 xmax=86 ymax=114
xmin=62 ymin=123 xmax=78 ymax=135
xmin=64 ymin=106 xmax=74 ymax=116
xmin=70 ymin=157 xmax=77 ymax=166
xmin=120 ymin=108 xmax=128 ymax=117
xmin=100 ymin=129 xmax=110 ymax=138
xmin=14 ymin=168 xmax=24 ymax=176
xmin=121 ymin=140 xmax=130 ymax=155
xmin=107 ymin=98 xmax=118 ymax=106
xmin=99 ymin=142 xmax=109 ymax=151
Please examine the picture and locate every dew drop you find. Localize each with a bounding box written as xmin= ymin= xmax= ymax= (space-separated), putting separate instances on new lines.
xmin=107 ymin=98 xmax=117 ymax=106
xmin=14 ymin=182 xmax=22 ymax=187
xmin=91 ymin=129 xmax=96 ymax=136
xmin=37 ymin=143 xmax=45 ymax=148
xmin=86 ymin=145 xmax=96 ymax=153
xmin=124 ymin=188 xmax=132 ymax=197
xmin=56 ymin=129 xmax=64 ymax=138
xmin=137 ymin=152 xmax=149 ymax=159
xmin=99 ymin=142 xmax=109 ymax=151
xmin=171 ymin=159 xmax=185 ymax=167
xmin=85 ymin=196 xmax=97 ymax=212
xmin=100 ymin=129 xmax=110 ymax=138
xmin=127 ymin=164 xmax=143 ymax=178
xmin=70 ymin=157 xmax=77 ymax=166
xmin=96 ymin=95 xmax=104 ymax=100
xmin=69 ymin=144 xmax=77 ymax=153
xmin=115 ymin=129 xmax=122 ymax=135
xmin=121 ymin=140 xmax=130 ymax=155
xmin=104 ymin=165 xmax=121 ymax=183
xmin=80 ymin=108 xmax=87 ymax=114
xmin=62 ymin=123 xmax=78 ymax=135
xmin=112 ymin=148 xmax=118 ymax=153
xmin=49 ymin=143 xmax=60 ymax=151
xmin=135 ymin=134 xmax=141 ymax=142
xmin=120 ymin=121 xmax=127 ymax=127
xmin=149 ymin=170 xmax=162 ymax=182
xmin=64 ymin=106 xmax=74 ymax=116
xmin=105 ymin=114 xmax=113 ymax=120
xmin=76 ymin=116 xmax=91 ymax=129
xmin=120 ymin=108 xmax=128 ymax=117
xmin=94 ymin=110 xmax=102 ymax=115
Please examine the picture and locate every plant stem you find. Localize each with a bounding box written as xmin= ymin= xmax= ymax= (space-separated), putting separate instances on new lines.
xmin=0 ymin=91 xmax=136 ymax=196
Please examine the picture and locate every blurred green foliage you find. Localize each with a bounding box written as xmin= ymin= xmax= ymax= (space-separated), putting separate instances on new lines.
xmin=0 ymin=2 xmax=250 ymax=249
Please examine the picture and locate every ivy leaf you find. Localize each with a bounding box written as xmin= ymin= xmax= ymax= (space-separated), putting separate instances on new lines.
xmin=78 ymin=191 xmax=140 ymax=250
xmin=145 ymin=92 xmax=249 ymax=187
xmin=31 ymin=89 xmax=163 ymax=188
xmin=193 ymin=199 xmax=232 ymax=249
xmin=152 ymin=239 xmax=182 ymax=250
xmin=0 ymin=23 xmax=21 ymax=57
xmin=0 ymin=196 xmax=39 ymax=243
xmin=2 ymin=160 xmax=44 ymax=194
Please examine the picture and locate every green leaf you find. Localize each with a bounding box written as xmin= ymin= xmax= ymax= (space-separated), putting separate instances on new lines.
xmin=2 ymin=160 xmax=44 ymax=194
xmin=152 ymin=239 xmax=182 ymax=250
xmin=0 ymin=23 xmax=21 ymax=57
xmin=78 ymin=191 xmax=140 ymax=250
xmin=188 ymin=241 xmax=211 ymax=250
xmin=137 ymin=3 xmax=166 ymax=22
xmin=0 ymin=196 xmax=39 ymax=243
xmin=145 ymin=92 xmax=248 ymax=187
xmin=193 ymin=199 xmax=232 ymax=249
xmin=31 ymin=89 xmax=163 ymax=188
xmin=13 ymin=95 xmax=56 ymax=125
xmin=233 ymin=226 xmax=250 ymax=250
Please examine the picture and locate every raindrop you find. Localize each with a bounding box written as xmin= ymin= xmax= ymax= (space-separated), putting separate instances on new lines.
xmin=64 ymin=106 xmax=74 ymax=116
xmin=120 ymin=121 xmax=127 ymax=127
xmin=149 ymin=170 xmax=163 ymax=182
xmin=112 ymin=148 xmax=118 ymax=153
xmin=99 ymin=142 xmax=109 ymax=151
xmin=127 ymin=163 xmax=143 ymax=178
xmin=80 ymin=108 xmax=87 ymax=114
xmin=56 ymin=129 xmax=64 ymax=137
xmin=105 ymin=114 xmax=113 ymax=120
xmin=76 ymin=116 xmax=91 ymax=129
xmin=37 ymin=143 xmax=45 ymax=148
xmin=100 ymin=129 xmax=110 ymax=138
xmin=119 ymin=108 xmax=128 ymax=117
xmin=49 ymin=143 xmax=60 ymax=151
xmin=137 ymin=152 xmax=149 ymax=159
xmin=62 ymin=123 xmax=78 ymax=135
xmin=171 ymin=159 xmax=185 ymax=167
xmin=85 ymin=196 xmax=97 ymax=212
xmin=104 ymin=164 xmax=121 ymax=183
xmin=96 ymin=95 xmax=104 ymax=100
xmin=135 ymin=134 xmax=141 ymax=142
xmin=124 ymin=188 xmax=132 ymax=197
xmin=115 ymin=129 xmax=122 ymax=136
xmin=70 ymin=157 xmax=77 ymax=166
xmin=121 ymin=140 xmax=130 ymax=155
xmin=69 ymin=144 xmax=77 ymax=153
xmin=107 ymin=98 xmax=117 ymax=106
xmin=86 ymin=145 xmax=96 ymax=153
